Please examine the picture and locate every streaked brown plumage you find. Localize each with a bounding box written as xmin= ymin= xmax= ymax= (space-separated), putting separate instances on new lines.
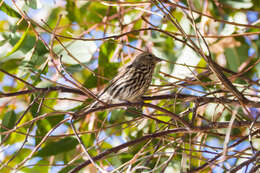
xmin=87 ymin=52 xmax=161 ymax=110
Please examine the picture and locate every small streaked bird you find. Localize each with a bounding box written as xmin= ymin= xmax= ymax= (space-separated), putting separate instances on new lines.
xmin=85 ymin=52 xmax=161 ymax=112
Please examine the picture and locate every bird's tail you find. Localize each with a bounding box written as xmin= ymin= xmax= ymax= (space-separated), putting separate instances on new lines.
xmin=87 ymin=100 xmax=100 ymax=111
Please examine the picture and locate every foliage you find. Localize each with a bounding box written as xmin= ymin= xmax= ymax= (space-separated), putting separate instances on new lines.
xmin=0 ymin=0 xmax=260 ymax=172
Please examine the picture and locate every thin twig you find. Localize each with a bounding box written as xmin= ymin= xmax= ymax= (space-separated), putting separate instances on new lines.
xmin=70 ymin=119 xmax=107 ymax=173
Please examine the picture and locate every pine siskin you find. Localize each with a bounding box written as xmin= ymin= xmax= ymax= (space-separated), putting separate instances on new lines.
xmin=86 ymin=52 xmax=161 ymax=111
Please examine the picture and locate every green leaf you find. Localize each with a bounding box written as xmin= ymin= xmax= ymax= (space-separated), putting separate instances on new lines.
xmin=110 ymin=109 xmax=125 ymax=123
xmin=4 ymin=24 xmax=30 ymax=57
xmin=42 ymin=92 xmax=58 ymax=113
xmin=31 ymin=63 xmax=48 ymax=85
xmin=255 ymin=39 xmax=260 ymax=57
xmin=221 ymin=0 xmax=253 ymax=9
xmin=0 ymin=58 xmax=21 ymax=71
xmin=29 ymin=94 xmax=51 ymax=145
xmin=83 ymin=41 xmax=120 ymax=89
xmin=46 ymin=114 xmax=65 ymax=128
xmin=54 ymin=40 xmax=97 ymax=64
xmin=0 ymin=32 xmax=47 ymax=61
xmin=20 ymin=53 xmax=47 ymax=76
xmin=30 ymin=95 xmax=41 ymax=118
xmin=252 ymin=0 xmax=260 ymax=10
xmin=46 ymin=7 xmax=63 ymax=27
xmin=157 ymin=115 xmax=171 ymax=122
xmin=79 ymin=2 xmax=91 ymax=17
xmin=225 ymin=43 xmax=249 ymax=72
xmin=0 ymin=38 xmax=9 ymax=47
xmin=66 ymin=0 xmax=80 ymax=22
xmin=30 ymin=91 xmax=58 ymax=119
xmin=0 ymin=2 xmax=21 ymax=18
xmin=58 ymin=160 xmax=83 ymax=173
xmin=36 ymin=137 xmax=78 ymax=157
xmin=85 ymin=3 xmax=108 ymax=23
xmin=59 ymin=166 xmax=75 ymax=173
xmin=82 ymin=133 xmax=95 ymax=148
xmin=22 ymin=159 xmax=49 ymax=173
xmin=27 ymin=53 xmax=47 ymax=68
xmin=0 ymin=111 xmax=17 ymax=140
xmin=82 ymin=70 xmax=98 ymax=89
xmin=6 ymin=32 xmax=33 ymax=54
xmin=98 ymin=41 xmax=120 ymax=80
xmin=26 ymin=0 xmax=37 ymax=9
xmin=35 ymin=123 xmax=50 ymax=145
xmin=99 ymin=41 xmax=117 ymax=65
xmin=125 ymin=107 xmax=142 ymax=118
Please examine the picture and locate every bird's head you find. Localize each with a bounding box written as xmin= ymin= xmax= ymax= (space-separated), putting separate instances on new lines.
xmin=132 ymin=52 xmax=162 ymax=67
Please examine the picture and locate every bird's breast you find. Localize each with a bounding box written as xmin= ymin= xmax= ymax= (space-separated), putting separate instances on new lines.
xmin=100 ymin=65 xmax=155 ymax=103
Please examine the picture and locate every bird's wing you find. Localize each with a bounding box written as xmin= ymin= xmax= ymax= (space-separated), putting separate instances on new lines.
xmin=97 ymin=64 xmax=132 ymax=98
